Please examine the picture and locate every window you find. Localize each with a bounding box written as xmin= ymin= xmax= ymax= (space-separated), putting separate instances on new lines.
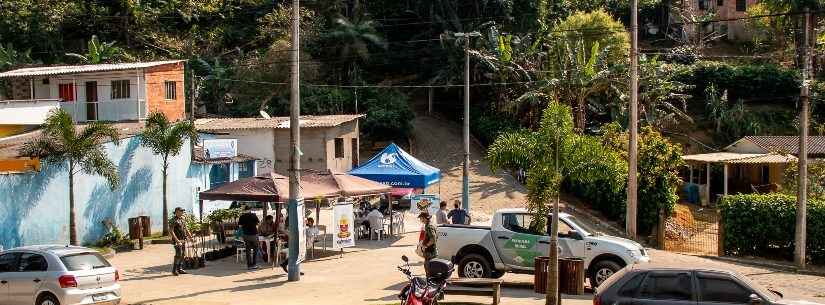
xmin=698 ymin=273 xmax=752 ymax=303
xmin=717 ymin=0 xmax=723 ymax=6
xmin=111 ymin=80 xmax=130 ymax=99
xmin=619 ymin=272 xmax=648 ymax=297
xmin=60 ymin=253 xmax=111 ymax=271
xmin=164 ymin=81 xmax=177 ymax=100
xmin=736 ymin=0 xmax=746 ymax=11
xmin=760 ymin=166 xmax=770 ymax=184
xmin=334 ymin=138 xmax=345 ymax=158
xmin=0 ymin=252 xmax=18 ymax=272
xmin=238 ymin=160 xmax=254 ymax=179
xmin=502 ymin=213 xmax=544 ymax=235
xmin=639 ymin=272 xmax=693 ymax=301
xmin=18 ymin=253 xmax=48 ymax=272
xmin=209 ymin=163 xmax=230 ymax=189
xmin=698 ymin=0 xmax=709 ymax=10
xmin=42 ymin=78 xmax=49 ymax=85
xmin=58 ymin=83 xmax=75 ymax=102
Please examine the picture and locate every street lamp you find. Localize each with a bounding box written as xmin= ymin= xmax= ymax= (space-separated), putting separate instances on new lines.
xmin=454 ymin=31 xmax=481 ymax=212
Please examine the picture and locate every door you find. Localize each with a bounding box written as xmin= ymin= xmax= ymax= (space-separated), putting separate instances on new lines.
xmin=0 ymin=252 xmax=19 ymax=305
xmin=696 ymin=272 xmax=758 ymax=305
xmin=557 ymin=217 xmax=586 ymax=258
xmin=634 ymin=271 xmax=697 ymax=305
xmin=7 ymin=252 xmax=48 ymax=305
xmin=351 ymin=138 xmax=359 ymax=168
xmin=85 ymin=81 xmax=98 ymax=120
xmin=492 ymin=213 xmax=546 ymax=269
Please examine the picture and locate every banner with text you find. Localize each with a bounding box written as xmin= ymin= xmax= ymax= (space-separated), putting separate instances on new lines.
xmin=332 ymin=202 xmax=356 ymax=249
xmin=410 ymin=194 xmax=441 ymax=215
xmin=296 ymin=200 xmax=306 ymax=263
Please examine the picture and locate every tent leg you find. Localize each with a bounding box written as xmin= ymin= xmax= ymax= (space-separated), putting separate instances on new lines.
xmin=389 ymin=192 xmax=394 ymax=236
xmin=199 ymin=199 xmax=204 ymax=222
xmin=263 ymin=201 xmax=269 ymax=218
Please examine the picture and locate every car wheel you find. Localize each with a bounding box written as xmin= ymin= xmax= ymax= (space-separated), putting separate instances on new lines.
xmin=589 ymin=260 xmax=622 ymax=288
xmin=458 ymin=254 xmax=492 ymax=278
xmin=36 ymin=294 xmax=60 ymax=305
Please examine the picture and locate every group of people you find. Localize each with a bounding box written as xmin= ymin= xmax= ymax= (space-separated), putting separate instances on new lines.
xmin=434 ymin=200 xmax=471 ymax=225
xmin=237 ymin=205 xmax=314 ymax=275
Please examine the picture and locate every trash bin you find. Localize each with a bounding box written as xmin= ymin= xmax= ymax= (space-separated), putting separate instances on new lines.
xmin=559 ymin=257 xmax=585 ymax=295
xmin=534 ymin=256 xmax=550 ymax=294
xmin=128 ymin=217 xmax=143 ymax=240
xmin=139 ymin=216 xmax=151 ymax=237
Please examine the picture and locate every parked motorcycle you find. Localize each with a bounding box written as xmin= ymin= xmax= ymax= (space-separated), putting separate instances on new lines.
xmin=397 ymin=255 xmax=455 ymax=305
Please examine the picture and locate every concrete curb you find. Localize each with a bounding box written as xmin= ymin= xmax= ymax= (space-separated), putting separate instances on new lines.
xmin=696 ymin=255 xmax=825 ymax=277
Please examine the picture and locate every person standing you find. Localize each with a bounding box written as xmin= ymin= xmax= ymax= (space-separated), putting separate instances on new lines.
xmin=238 ymin=205 xmax=260 ymax=270
xmin=447 ymin=200 xmax=470 ymax=225
xmin=170 ymin=207 xmax=192 ymax=276
xmin=436 ymin=201 xmax=449 ymax=225
xmin=418 ymin=212 xmax=438 ymax=275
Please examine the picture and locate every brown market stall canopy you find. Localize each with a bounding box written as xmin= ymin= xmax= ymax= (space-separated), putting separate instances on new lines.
xmin=199 ymin=176 xmax=281 ymax=202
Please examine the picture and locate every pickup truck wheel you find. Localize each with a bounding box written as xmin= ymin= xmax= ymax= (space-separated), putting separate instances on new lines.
xmin=589 ymin=260 xmax=622 ymax=288
xmin=458 ymin=254 xmax=492 ymax=278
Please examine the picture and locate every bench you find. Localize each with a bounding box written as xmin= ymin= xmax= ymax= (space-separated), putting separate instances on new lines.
xmin=444 ymin=278 xmax=503 ymax=305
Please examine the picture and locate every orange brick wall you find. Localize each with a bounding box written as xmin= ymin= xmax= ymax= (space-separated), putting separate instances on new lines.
xmin=145 ymin=62 xmax=185 ymax=122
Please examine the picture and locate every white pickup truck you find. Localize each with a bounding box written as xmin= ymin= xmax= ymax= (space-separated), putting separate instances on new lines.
xmin=436 ymin=208 xmax=650 ymax=287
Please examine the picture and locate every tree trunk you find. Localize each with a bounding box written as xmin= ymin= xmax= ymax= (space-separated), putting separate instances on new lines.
xmin=576 ymin=96 xmax=586 ymax=132
xmin=69 ymin=167 xmax=78 ymax=246
xmin=546 ymin=197 xmax=560 ymax=305
xmin=162 ymin=159 xmax=169 ymax=236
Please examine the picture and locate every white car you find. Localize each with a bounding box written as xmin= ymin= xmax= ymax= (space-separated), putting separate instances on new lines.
xmin=0 ymin=245 xmax=121 ymax=305
xmin=437 ymin=208 xmax=650 ymax=287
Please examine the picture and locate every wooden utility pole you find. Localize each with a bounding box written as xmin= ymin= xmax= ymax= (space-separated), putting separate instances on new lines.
xmin=626 ymin=0 xmax=639 ymax=240
xmin=287 ymin=0 xmax=303 ymax=281
xmin=796 ymin=7 xmax=812 ymax=270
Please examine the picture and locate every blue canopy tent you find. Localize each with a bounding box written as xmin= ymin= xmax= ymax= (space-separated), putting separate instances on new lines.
xmin=349 ymin=143 xmax=441 ymax=190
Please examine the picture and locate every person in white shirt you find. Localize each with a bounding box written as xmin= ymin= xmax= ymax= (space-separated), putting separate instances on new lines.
xmin=435 ymin=201 xmax=449 ymax=225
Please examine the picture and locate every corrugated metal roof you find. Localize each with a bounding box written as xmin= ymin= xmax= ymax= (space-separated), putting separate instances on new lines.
xmin=194 ymin=114 xmax=364 ymax=131
xmin=727 ymin=136 xmax=825 ymax=156
xmin=0 ymin=60 xmax=184 ymax=78
xmin=682 ymin=152 xmax=796 ymax=164
xmin=0 ymin=121 xmax=144 ymax=160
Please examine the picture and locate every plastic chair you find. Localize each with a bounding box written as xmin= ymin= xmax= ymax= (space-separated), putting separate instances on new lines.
xmin=368 ymin=214 xmax=385 ymax=240
xmin=234 ymin=239 xmax=246 ymax=263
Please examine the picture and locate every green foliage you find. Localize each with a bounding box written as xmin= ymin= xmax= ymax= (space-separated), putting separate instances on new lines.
xmin=719 ymin=194 xmax=825 ymax=264
xmin=65 ymin=35 xmax=124 ymax=64
xmin=637 ymin=126 xmax=684 ymax=233
xmin=169 ymin=213 xmax=208 ymax=234
xmin=703 ymin=85 xmax=796 ymax=144
xmin=140 ymin=112 xmax=199 ymax=163
xmin=206 ymin=208 xmax=242 ymax=223
xmin=95 ymin=227 xmax=133 ymax=248
xmin=470 ymin=107 xmax=520 ymax=146
xmin=548 ymin=10 xmax=629 ymax=62
xmin=638 ymin=56 xmax=693 ymax=128
xmin=672 ymin=61 xmax=800 ymax=103
xmin=783 ymin=161 xmax=825 ymax=200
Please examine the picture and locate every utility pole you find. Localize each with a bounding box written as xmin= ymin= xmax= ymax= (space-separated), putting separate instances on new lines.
xmin=455 ymin=31 xmax=480 ymax=211
xmin=626 ymin=0 xmax=639 ymax=240
xmin=796 ymin=7 xmax=811 ymax=270
xmin=287 ymin=0 xmax=302 ymax=281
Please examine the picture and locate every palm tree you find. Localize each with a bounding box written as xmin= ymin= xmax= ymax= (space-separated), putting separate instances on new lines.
xmin=20 ymin=109 xmax=120 ymax=245
xmin=140 ymin=112 xmax=198 ymax=236
xmin=487 ymin=100 xmax=625 ymax=304
xmin=323 ymin=15 xmax=387 ymax=83
xmin=65 ymin=35 xmax=123 ymax=64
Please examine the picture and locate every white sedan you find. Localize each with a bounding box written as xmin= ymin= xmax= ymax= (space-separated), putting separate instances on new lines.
xmin=0 ymin=245 xmax=121 ymax=305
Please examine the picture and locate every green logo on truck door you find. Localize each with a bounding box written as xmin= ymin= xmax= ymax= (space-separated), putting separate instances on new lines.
xmin=504 ymin=233 xmax=541 ymax=267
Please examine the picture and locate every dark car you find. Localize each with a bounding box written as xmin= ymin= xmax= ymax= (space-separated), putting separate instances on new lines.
xmin=594 ymin=264 xmax=821 ymax=305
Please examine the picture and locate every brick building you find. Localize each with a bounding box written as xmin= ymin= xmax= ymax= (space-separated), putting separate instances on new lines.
xmin=684 ymin=0 xmax=759 ymax=41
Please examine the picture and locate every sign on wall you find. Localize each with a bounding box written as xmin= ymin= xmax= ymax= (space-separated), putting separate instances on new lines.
xmin=332 ymin=202 xmax=356 ymax=249
xmin=203 ymin=139 xmax=237 ymax=159
xmin=296 ymin=200 xmax=306 ymax=263
xmin=410 ymin=194 xmax=441 ymax=215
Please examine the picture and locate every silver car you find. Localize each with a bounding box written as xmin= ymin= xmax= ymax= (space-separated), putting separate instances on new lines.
xmin=0 ymin=245 xmax=121 ymax=305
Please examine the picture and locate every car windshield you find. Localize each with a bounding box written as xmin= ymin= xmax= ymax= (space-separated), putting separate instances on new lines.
xmin=562 ymin=215 xmax=593 ymax=236
xmin=60 ymin=253 xmax=111 ymax=271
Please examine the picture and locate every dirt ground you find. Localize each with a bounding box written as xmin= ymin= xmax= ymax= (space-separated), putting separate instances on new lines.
xmin=410 ymin=115 xmax=527 ymax=221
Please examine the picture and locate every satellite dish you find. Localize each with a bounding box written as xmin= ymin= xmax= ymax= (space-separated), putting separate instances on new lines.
xmin=259 ymin=111 xmax=271 ymax=119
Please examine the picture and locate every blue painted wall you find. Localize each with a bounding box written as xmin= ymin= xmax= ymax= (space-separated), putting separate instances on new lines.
xmin=0 ymin=136 xmax=202 ymax=249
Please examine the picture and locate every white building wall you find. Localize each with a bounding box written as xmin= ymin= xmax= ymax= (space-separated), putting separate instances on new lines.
xmin=209 ymin=129 xmax=276 ymax=175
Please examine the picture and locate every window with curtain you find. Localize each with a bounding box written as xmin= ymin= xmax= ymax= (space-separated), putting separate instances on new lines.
xmin=58 ymin=83 xmax=75 ymax=101
xmin=111 ymin=80 xmax=130 ymax=99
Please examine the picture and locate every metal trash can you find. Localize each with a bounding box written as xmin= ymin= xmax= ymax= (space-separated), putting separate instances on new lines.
xmin=139 ymin=216 xmax=151 ymax=237
xmin=128 ymin=217 xmax=143 ymax=240
xmin=534 ymin=256 xmax=550 ymax=294
xmin=559 ymin=257 xmax=585 ymax=295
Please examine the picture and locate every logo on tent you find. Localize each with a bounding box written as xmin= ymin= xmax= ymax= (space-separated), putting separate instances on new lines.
xmin=380 ymin=153 xmax=398 ymax=165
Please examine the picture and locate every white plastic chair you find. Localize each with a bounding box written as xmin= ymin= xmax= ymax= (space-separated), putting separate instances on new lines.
xmin=368 ymin=214 xmax=385 ymax=240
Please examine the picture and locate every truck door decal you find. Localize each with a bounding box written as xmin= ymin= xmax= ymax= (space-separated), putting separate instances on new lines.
xmin=504 ymin=233 xmax=541 ymax=267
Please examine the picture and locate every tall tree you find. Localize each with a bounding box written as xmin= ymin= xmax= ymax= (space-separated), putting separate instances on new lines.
xmin=65 ymin=35 xmax=124 ymax=64
xmin=140 ymin=112 xmax=199 ymax=236
xmin=322 ymin=15 xmax=387 ymax=83
xmin=20 ymin=109 xmax=120 ymax=245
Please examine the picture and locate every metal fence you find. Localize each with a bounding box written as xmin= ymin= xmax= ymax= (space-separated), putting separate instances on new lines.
xmin=663 ymin=205 xmax=721 ymax=256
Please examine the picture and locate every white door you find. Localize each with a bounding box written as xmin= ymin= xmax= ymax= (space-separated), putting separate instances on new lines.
xmin=557 ymin=218 xmax=586 ymax=258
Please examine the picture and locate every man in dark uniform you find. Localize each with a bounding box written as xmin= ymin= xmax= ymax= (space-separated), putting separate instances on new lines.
xmin=238 ymin=205 xmax=260 ymax=270
xmin=170 ymin=207 xmax=192 ymax=276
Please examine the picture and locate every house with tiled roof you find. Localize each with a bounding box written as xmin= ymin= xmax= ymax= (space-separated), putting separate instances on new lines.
xmin=195 ymin=114 xmax=364 ymax=176
xmin=679 ymin=135 xmax=824 ymax=206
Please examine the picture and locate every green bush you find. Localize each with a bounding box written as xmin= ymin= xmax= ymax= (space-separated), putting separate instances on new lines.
xmin=719 ymin=194 xmax=825 ymax=264
xmin=471 ymin=108 xmax=519 ymax=146
xmin=672 ymin=61 xmax=800 ymax=103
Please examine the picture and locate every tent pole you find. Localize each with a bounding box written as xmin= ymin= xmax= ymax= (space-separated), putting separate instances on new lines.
xmin=389 ymin=192 xmax=394 ymax=236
